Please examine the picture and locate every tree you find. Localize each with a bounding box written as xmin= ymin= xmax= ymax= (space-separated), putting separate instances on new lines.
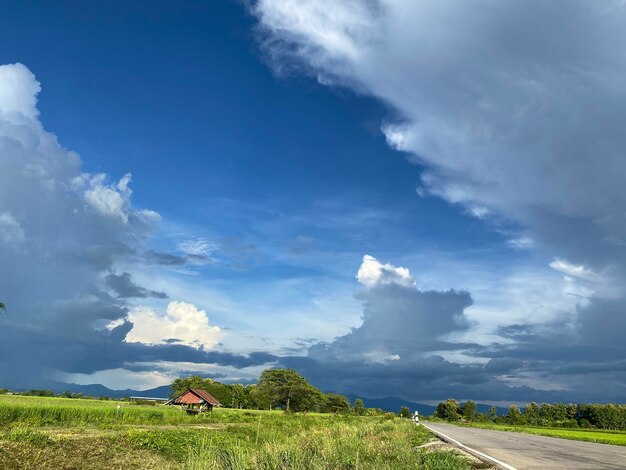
xmin=525 ymin=402 xmax=540 ymax=425
xmin=507 ymin=405 xmax=522 ymax=424
xmin=435 ymin=399 xmax=460 ymax=420
xmin=461 ymin=400 xmax=477 ymax=421
xmin=170 ymin=375 xmax=233 ymax=406
xmin=256 ymin=369 xmax=323 ymax=412
xmin=323 ymin=393 xmax=350 ymax=414
xmin=248 ymin=384 xmax=272 ymax=410
xmin=229 ymin=383 xmax=246 ymax=409
xmin=170 ymin=375 xmax=210 ymax=397
xmin=353 ymin=398 xmax=365 ymax=416
xmin=489 ymin=406 xmax=497 ymax=421
xmin=400 ymin=406 xmax=411 ymax=418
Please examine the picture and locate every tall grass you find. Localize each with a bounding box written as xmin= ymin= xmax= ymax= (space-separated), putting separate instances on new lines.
xmin=184 ymin=415 xmax=474 ymax=469
xmin=0 ymin=396 xmax=478 ymax=469
xmin=0 ymin=395 xmax=258 ymax=426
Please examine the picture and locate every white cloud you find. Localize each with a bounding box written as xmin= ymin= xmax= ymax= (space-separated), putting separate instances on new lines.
xmin=0 ymin=63 xmax=171 ymax=387
xmin=0 ymin=63 xmax=40 ymax=119
xmin=125 ymin=301 xmax=221 ymax=349
xmin=177 ymin=238 xmax=218 ymax=256
xmin=549 ymin=259 xmax=601 ymax=283
xmin=253 ymin=0 xmax=626 ymax=274
xmin=356 ymin=254 xmax=415 ymax=288
xmin=468 ymin=205 xmax=489 ymax=219
xmin=0 ymin=212 xmax=25 ymax=244
xmin=83 ymin=173 xmax=133 ymax=223
xmin=507 ymin=237 xmax=534 ymax=250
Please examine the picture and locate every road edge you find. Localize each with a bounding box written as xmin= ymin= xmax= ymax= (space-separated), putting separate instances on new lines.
xmin=421 ymin=422 xmax=517 ymax=470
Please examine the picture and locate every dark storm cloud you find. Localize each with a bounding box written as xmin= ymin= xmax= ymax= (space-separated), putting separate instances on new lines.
xmin=0 ymin=64 xmax=267 ymax=389
xmin=308 ymin=284 xmax=472 ymax=363
xmin=106 ymin=272 xmax=168 ymax=299
xmin=144 ymin=249 xmax=188 ymax=266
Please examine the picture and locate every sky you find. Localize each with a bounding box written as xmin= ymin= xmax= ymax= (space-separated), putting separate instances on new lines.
xmin=1 ymin=0 xmax=626 ymax=404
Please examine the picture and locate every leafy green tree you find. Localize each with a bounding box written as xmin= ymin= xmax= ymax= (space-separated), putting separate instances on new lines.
xmin=229 ymin=383 xmax=246 ymax=409
xmin=353 ymin=398 xmax=365 ymax=416
xmin=539 ymin=403 xmax=552 ymax=423
xmin=525 ymin=402 xmax=540 ymax=425
xmin=435 ymin=399 xmax=460 ymax=420
xmin=323 ymin=393 xmax=350 ymax=414
xmin=461 ymin=401 xmax=476 ymax=421
xmin=489 ymin=406 xmax=497 ymax=421
xmin=507 ymin=405 xmax=523 ymax=424
xmin=247 ymin=384 xmax=272 ymax=410
xmin=257 ymin=369 xmax=323 ymax=412
xmin=170 ymin=375 xmax=232 ymax=406
xmin=400 ymin=406 xmax=411 ymax=418
xmin=566 ymin=403 xmax=578 ymax=420
xmin=170 ymin=375 xmax=208 ymax=397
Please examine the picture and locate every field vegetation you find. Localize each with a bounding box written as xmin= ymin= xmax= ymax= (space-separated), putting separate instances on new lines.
xmin=432 ymin=398 xmax=626 ymax=446
xmin=0 ymin=394 xmax=487 ymax=469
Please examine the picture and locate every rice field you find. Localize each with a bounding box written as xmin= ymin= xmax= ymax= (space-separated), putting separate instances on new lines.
xmin=0 ymin=395 xmax=488 ymax=469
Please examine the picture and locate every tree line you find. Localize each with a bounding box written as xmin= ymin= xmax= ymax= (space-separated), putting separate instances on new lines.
xmin=171 ymin=369 xmax=403 ymax=416
xmin=434 ymin=398 xmax=626 ymax=430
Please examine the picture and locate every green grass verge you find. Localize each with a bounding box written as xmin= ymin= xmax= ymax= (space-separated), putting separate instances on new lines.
xmin=454 ymin=421 xmax=626 ymax=446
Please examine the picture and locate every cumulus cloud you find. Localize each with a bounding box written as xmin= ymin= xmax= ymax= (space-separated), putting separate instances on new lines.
xmin=125 ymin=301 xmax=221 ymax=349
xmin=356 ymin=254 xmax=414 ymax=288
xmin=0 ymin=63 xmax=40 ymax=119
xmin=0 ymin=63 xmax=253 ymax=389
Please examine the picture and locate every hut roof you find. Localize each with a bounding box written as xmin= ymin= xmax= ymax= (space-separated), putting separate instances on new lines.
xmin=167 ymin=388 xmax=222 ymax=407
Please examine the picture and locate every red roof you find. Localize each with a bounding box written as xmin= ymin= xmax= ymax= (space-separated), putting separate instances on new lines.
xmin=170 ymin=388 xmax=221 ymax=407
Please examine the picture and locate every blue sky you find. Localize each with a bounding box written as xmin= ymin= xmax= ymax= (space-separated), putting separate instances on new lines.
xmin=2 ymin=0 xmax=626 ymax=404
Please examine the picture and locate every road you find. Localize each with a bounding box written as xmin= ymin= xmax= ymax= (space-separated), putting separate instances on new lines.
xmin=423 ymin=421 xmax=626 ymax=469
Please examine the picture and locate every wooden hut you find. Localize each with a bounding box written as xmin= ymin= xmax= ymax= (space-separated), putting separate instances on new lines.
xmin=166 ymin=388 xmax=222 ymax=414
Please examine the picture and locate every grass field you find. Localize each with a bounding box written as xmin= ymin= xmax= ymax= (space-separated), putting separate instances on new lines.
xmin=455 ymin=421 xmax=626 ymax=446
xmin=0 ymin=395 xmax=487 ymax=469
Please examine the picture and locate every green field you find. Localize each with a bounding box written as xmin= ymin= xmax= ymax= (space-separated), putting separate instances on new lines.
xmin=456 ymin=421 xmax=626 ymax=446
xmin=0 ymin=395 xmax=486 ymax=469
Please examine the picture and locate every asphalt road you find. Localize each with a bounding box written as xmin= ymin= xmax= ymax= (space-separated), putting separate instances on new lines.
xmin=423 ymin=421 xmax=626 ymax=469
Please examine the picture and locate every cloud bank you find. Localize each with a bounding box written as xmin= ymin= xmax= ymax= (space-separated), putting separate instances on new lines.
xmin=0 ymin=63 xmax=270 ymax=389
xmin=254 ymin=0 xmax=626 ymax=401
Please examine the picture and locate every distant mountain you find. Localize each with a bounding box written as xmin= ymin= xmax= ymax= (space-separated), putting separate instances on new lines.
xmin=11 ymin=380 xmax=173 ymax=399
xmin=345 ymin=394 xmax=436 ymax=415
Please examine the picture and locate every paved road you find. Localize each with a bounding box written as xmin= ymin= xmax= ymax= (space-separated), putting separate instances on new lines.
xmin=423 ymin=421 xmax=626 ymax=469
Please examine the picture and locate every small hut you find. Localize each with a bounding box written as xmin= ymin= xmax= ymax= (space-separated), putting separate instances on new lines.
xmin=166 ymin=388 xmax=222 ymax=414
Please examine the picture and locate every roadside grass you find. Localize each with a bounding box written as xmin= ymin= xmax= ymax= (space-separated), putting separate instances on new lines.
xmin=452 ymin=421 xmax=626 ymax=446
xmin=0 ymin=395 xmax=485 ymax=469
